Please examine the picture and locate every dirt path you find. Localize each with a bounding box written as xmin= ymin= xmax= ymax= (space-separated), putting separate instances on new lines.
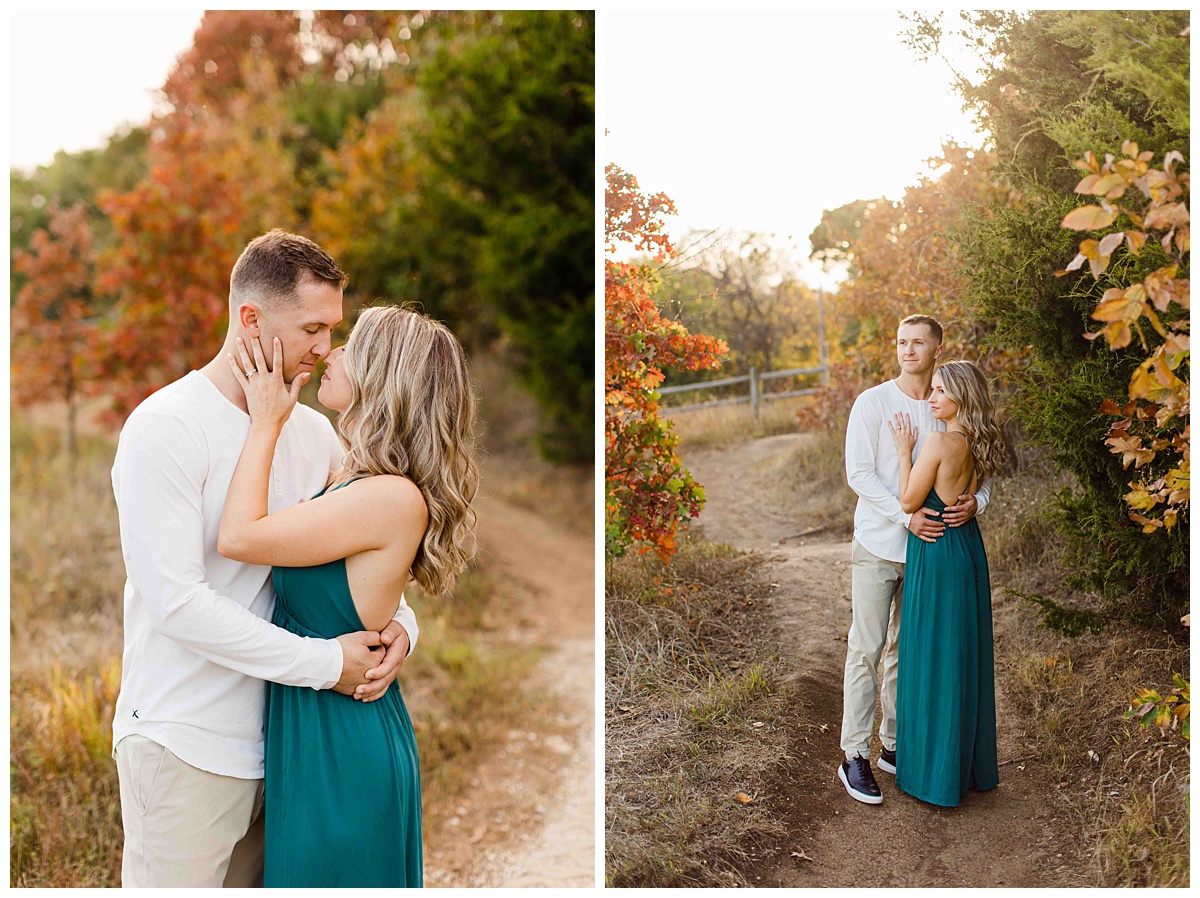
xmin=423 ymin=494 xmax=595 ymax=888
xmin=684 ymin=433 xmax=1087 ymax=888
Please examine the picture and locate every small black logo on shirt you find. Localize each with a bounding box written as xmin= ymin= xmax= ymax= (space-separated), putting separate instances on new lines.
xmin=132 ymin=710 xmax=139 ymax=718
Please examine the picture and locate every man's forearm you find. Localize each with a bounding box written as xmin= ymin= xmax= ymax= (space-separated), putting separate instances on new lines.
xmin=138 ymin=574 xmax=342 ymax=689
xmin=847 ymin=468 xmax=908 ymax=525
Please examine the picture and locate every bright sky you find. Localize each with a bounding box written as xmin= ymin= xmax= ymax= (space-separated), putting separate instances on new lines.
xmin=8 ymin=9 xmax=205 ymax=171
xmin=604 ymin=10 xmax=990 ymax=287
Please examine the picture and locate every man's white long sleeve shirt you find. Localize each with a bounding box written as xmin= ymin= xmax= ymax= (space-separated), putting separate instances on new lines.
xmin=844 ymin=379 xmax=990 ymax=564
xmin=112 ymin=371 xmax=417 ymax=779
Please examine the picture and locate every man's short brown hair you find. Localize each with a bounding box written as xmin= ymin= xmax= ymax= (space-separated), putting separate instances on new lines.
xmin=229 ymin=230 xmax=348 ymax=311
xmin=897 ymin=314 xmax=943 ymax=344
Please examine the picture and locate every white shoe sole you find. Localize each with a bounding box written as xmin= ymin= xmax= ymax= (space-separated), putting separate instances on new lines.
xmin=877 ymin=757 xmax=896 ymax=775
xmin=838 ymin=764 xmax=883 ymax=804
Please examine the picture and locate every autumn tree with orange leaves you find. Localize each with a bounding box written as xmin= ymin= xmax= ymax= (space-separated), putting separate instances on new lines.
xmin=94 ymin=118 xmax=247 ymax=420
xmin=12 ymin=202 xmax=100 ymax=463
xmin=810 ymin=142 xmax=1028 ymax=390
xmin=803 ymin=144 xmax=1030 ymax=439
xmin=605 ymin=165 xmax=728 ymax=560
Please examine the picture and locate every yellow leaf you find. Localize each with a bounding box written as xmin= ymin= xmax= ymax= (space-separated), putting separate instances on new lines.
xmin=1097 ymin=232 xmax=1125 ymax=257
xmin=1128 ymin=511 xmax=1163 ymax=533
xmin=733 ymin=792 xmax=754 ymax=804
xmin=1063 ymin=253 xmax=1087 ymax=273
xmin=1145 ymin=202 xmax=1190 ymax=230
xmin=1104 ymin=321 xmax=1133 ymax=349
xmin=1128 ymin=362 xmax=1164 ymax=401
xmin=1092 ymin=173 xmax=1127 ymax=197
xmin=1143 ymin=265 xmax=1180 ymax=311
xmin=1122 ymin=140 xmax=1139 ymax=158
xmin=1075 ymin=174 xmax=1100 ymax=194
xmin=1125 ymin=488 xmax=1157 ymax=511
xmin=1152 ymin=355 xmax=1184 ymax=390
xmin=1165 ymin=466 xmax=1189 ymax=492
xmin=1063 ymin=205 xmax=1116 ymax=231
xmin=1091 ymin=289 xmax=1142 ymax=322
xmin=1125 ymin=230 xmax=1147 ymax=255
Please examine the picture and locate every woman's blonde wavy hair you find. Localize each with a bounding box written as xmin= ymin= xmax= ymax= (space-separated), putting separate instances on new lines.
xmin=935 ymin=360 xmax=1006 ymax=483
xmin=334 ymin=305 xmax=479 ymax=596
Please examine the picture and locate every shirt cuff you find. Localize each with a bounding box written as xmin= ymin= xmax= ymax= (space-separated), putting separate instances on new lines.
xmin=401 ymin=619 xmax=418 ymax=657
xmin=319 ymin=638 xmax=343 ymax=691
xmin=901 ymin=511 xmax=913 ymax=530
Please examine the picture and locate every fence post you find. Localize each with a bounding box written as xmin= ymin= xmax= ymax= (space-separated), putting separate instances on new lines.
xmin=749 ymin=366 xmax=760 ymax=421
xmin=818 ymin=288 xmax=830 ymax=387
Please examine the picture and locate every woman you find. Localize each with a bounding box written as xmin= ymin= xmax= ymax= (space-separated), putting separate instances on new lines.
xmin=217 ymin=305 xmax=479 ymax=886
xmin=887 ymin=359 xmax=1005 ymax=807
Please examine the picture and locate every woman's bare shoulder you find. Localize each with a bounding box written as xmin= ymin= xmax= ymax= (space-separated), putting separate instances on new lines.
xmin=343 ymin=474 xmax=427 ymax=517
xmin=920 ymin=430 xmax=952 ymax=455
xmin=936 ymin=431 xmax=974 ymax=466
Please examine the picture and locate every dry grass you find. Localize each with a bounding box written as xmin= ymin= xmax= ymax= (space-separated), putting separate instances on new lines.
xmin=8 ymin=410 xmax=542 ymax=887
xmin=775 ymin=428 xmax=858 ymax=536
xmin=10 ymin=418 xmax=126 ymax=672
xmin=983 ymin=462 xmax=1190 ymax=888
xmin=995 ymin=606 xmax=1189 ymax=886
xmin=10 ymin=660 xmax=124 ymax=887
xmin=667 ymin=397 xmax=810 ymax=451
xmin=605 ymin=539 xmax=792 ymax=887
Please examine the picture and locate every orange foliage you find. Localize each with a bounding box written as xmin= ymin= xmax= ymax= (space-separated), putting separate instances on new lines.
xmin=1059 ymin=143 xmax=1190 ymax=532
xmin=605 ymin=165 xmax=728 ymax=560
xmin=95 ymin=117 xmax=247 ymax=420
xmin=11 ymin=202 xmax=99 ymax=414
xmin=814 ymin=143 xmax=1030 ymax=388
xmin=162 ymin=11 xmax=302 ymax=113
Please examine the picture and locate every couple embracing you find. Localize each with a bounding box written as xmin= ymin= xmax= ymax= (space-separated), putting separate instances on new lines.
xmin=112 ymin=230 xmax=478 ymax=886
xmin=838 ymin=314 xmax=1006 ymax=807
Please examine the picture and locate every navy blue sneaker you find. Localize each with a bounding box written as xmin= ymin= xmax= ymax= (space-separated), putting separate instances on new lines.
xmin=838 ymin=754 xmax=883 ymax=804
xmin=877 ymin=747 xmax=896 ymax=775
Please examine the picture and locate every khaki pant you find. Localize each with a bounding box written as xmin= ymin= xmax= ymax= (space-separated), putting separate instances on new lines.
xmin=840 ymin=539 xmax=905 ymax=760
xmin=116 ymin=735 xmax=265 ymax=888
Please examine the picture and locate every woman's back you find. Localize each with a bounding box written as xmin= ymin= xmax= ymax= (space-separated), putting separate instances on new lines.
xmin=278 ymin=476 xmax=426 ymax=634
xmin=928 ymin=430 xmax=978 ymax=505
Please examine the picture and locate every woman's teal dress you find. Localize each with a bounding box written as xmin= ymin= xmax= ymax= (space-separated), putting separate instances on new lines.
xmin=894 ymin=484 xmax=999 ymax=807
xmin=263 ymin=482 xmax=422 ymax=887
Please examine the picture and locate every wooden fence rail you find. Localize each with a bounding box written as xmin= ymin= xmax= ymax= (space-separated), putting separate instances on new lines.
xmin=659 ymin=363 xmax=829 ymax=417
xmin=657 ymin=288 xmax=832 ymax=419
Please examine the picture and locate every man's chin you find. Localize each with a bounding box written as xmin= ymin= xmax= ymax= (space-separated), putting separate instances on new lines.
xmin=286 ymin=365 xmax=316 ymax=385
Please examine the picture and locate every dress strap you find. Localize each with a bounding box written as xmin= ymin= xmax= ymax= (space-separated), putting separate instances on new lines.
xmin=326 ymin=474 xmax=369 ymax=494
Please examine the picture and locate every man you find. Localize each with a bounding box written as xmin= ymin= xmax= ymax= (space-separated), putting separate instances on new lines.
xmin=837 ymin=314 xmax=991 ymax=804
xmin=111 ymin=230 xmax=419 ymax=886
